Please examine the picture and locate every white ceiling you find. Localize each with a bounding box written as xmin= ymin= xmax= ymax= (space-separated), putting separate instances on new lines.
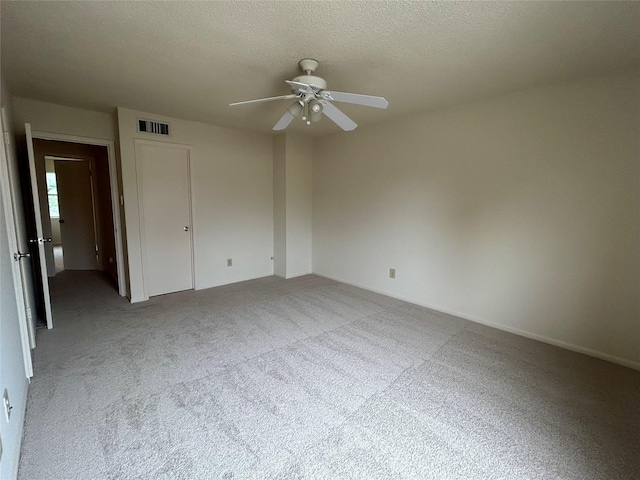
xmin=2 ymin=1 xmax=639 ymax=137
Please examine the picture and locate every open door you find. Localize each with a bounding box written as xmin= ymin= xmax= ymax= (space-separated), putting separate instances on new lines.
xmin=1 ymin=108 xmax=37 ymax=347
xmin=0 ymin=118 xmax=33 ymax=376
xmin=25 ymin=123 xmax=53 ymax=329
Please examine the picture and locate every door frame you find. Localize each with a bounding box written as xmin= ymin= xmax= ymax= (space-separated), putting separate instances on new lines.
xmin=31 ymin=131 xmax=126 ymax=297
xmin=134 ymin=139 xmax=195 ymax=301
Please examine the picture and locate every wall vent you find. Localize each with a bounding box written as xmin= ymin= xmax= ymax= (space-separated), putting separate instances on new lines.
xmin=137 ymin=118 xmax=170 ymax=136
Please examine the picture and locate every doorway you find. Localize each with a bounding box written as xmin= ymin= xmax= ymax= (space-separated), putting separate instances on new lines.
xmin=21 ymin=134 xmax=126 ymax=330
xmin=46 ymin=156 xmax=102 ymax=273
xmin=33 ymin=140 xmax=118 ymax=287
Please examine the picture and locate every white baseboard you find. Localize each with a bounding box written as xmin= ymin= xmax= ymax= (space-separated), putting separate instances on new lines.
xmin=284 ymin=271 xmax=313 ymax=280
xmin=314 ymin=272 xmax=640 ymax=371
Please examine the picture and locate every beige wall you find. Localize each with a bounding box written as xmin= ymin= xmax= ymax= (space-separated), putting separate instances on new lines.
xmin=285 ymin=133 xmax=313 ymax=278
xmin=117 ymin=108 xmax=274 ymax=302
xmin=273 ymin=134 xmax=287 ymax=277
xmin=313 ymin=68 xmax=640 ymax=367
xmin=12 ymin=98 xmax=115 ymax=140
xmin=272 ymin=133 xmax=313 ymax=279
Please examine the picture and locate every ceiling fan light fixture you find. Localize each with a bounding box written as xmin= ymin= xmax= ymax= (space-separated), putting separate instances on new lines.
xmin=309 ymin=99 xmax=323 ymax=123
xmin=309 ymin=100 xmax=322 ymax=114
xmin=287 ymin=100 xmax=303 ymax=117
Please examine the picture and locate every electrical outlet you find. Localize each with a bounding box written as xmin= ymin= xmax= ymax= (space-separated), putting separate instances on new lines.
xmin=389 ymin=268 xmax=396 ymax=279
xmin=3 ymin=389 xmax=11 ymax=422
xmin=227 ymin=258 xmax=232 ymax=267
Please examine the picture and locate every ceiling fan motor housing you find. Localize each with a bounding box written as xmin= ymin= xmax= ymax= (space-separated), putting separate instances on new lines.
xmin=292 ymin=75 xmax=327 ymax=92
xmin=299 ymin=58 xmax=319 ymax=74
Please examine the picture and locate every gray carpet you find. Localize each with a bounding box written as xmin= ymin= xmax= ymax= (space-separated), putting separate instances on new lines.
xmin=18 ymin=272 xmax=640 ymax=479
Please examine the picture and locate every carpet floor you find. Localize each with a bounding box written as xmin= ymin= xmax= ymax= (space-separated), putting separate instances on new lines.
xmin=18 ymin=271 xmax=640 ymax=479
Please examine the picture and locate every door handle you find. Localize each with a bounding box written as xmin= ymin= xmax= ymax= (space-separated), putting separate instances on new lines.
xmin=13 ymin=251 xmax=30 ymax=261
xmin=59 ymin=219 xmax=65 ymax=223
xmin=183 ymin=226 xmax=190 ymax=232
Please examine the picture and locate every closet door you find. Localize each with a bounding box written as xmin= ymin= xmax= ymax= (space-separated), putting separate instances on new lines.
xmin=136 ymin=141 xmax=193 ymax=297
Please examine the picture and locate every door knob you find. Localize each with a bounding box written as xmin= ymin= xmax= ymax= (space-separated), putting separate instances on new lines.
xmin=13 ymin=251 xmax=30 ymax=261
xmin=183 ymin=226 xmax=190 ymax=232
xmin=59 ymin=219 xmax=65 ymax=223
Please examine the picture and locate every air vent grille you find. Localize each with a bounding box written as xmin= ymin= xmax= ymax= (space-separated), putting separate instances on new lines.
xmin=137 ymin=118 xmax=170 ymax=136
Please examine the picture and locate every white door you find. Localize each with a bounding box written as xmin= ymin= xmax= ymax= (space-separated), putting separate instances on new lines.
xmin=0 ymin=121 xmax=33 ymax=376
xmin=25 ymin=124 xmax=53 ymax=329
xmin=1 ymin=110 xmax=37 ymax=347
xmin=136 ymin=141 xmax=193 ymax=297
xmin=55 ymin=159 xmax=98 ymax=270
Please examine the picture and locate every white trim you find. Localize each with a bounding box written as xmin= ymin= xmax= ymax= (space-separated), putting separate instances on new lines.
xmin=31 ymin=131 xmax=126 ymax=297
xmin=0 ymin=124 xmax=33 ymax=377
xmin=43 ymin=155 xmax=83 ymax=162
xmin=284 ymin=271 xmax=313 ymax=279
xmin=314 ymin=272 xmax=640 ymax=371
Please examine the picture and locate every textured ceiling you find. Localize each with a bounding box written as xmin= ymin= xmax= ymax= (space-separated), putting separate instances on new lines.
xmin=2 ymin=1 xmax=639 ymax=137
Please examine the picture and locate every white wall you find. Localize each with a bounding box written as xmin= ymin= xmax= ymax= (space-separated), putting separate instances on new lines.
xmin=117 ymin=108 xmax=274 ymax=301
xmin=273 ymin=134 xmax=287 ymax=277
xmin=272 ymin=133 xmax=313 ymax=279
xmin=0 ymin=80 xmax=30 ymax=480
xmin=12 ymin=97 xmax=115 ymax=140
xmin=313 ymin=68 xmax=640 ymax=368
xmin=285 ymin=134 xmax=312 ymax=277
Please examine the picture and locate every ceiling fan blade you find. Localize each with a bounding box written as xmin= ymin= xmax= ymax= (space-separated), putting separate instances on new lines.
xmin=272 ymin=111 xmax=296 ymax=131
xmin=321 ymin=101 xmax=357 ymax=131
xmin=230 ymin=94 xmax=298 ymax=106
xmin=323 ymin=91 xmax=389 ymax=109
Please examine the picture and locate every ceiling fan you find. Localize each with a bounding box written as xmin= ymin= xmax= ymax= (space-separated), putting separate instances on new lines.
xmin=230 ymin=58 xmax=389 ymax=131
